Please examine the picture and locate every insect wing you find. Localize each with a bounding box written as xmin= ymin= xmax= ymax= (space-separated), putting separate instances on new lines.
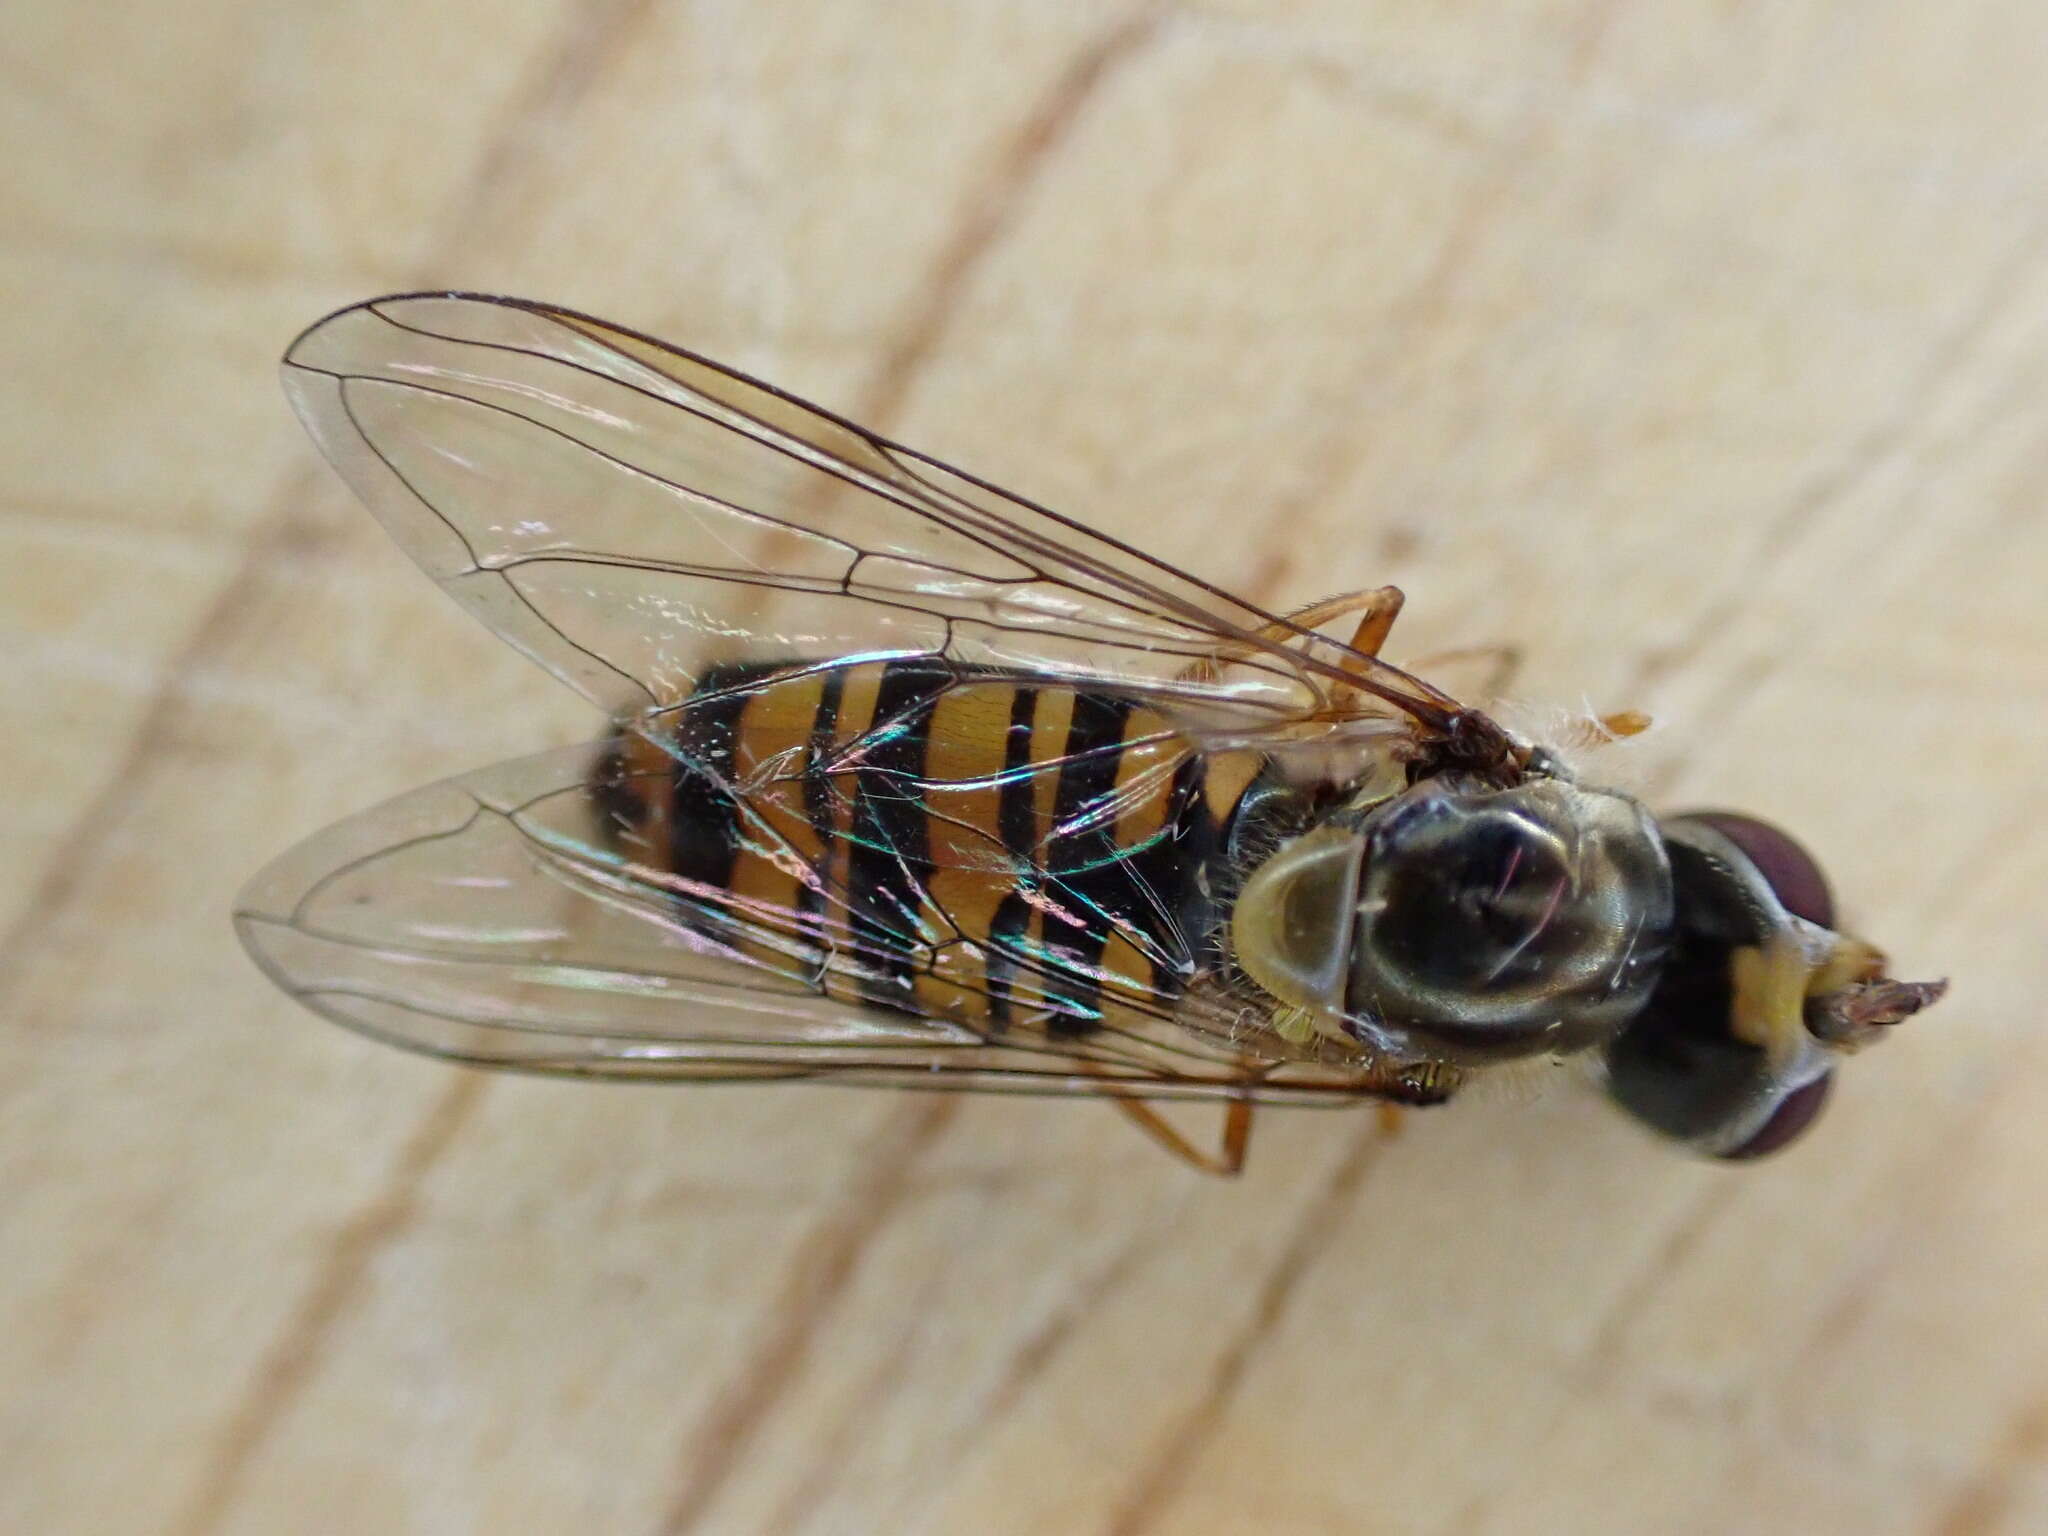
xmin=234 ymin=738 xmax=1381 ymax=1104
xmin=280 ymin=293 xmax=1455 ymax=737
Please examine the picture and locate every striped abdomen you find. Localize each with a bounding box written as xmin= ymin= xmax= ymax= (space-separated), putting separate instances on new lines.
xmin=595 ymin=658 xmax=1242 ymax=1035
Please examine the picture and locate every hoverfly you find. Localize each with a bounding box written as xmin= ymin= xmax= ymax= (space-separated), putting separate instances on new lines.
xmin=236 ymin=293 xmax=1946 ymax=1174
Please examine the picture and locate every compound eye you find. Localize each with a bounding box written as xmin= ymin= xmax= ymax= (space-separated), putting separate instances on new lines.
xmin=1603 ymin=811 xmax=1842 ymax=1158
xmin=1676 ymin=811 xmax=1834 ymax=928
xmin=1603 ymin=1008 xmax=1835 ymax=1159
xmin=1718 ymin=1071 xmax=1833 ymax=1159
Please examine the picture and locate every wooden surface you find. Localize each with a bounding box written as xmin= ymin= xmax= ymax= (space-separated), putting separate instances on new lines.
xmin=6 ymin=4 xmax=2047 ymax=1532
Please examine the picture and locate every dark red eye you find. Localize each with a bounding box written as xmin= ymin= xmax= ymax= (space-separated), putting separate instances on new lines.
xmin=1717 ymin=1070 xmax=1834 ymax=1159
xmin=1681 ymin=812 xmax=1835 ymax=929
xmin=1606 ymin=813 xmax=1847 ymax=1158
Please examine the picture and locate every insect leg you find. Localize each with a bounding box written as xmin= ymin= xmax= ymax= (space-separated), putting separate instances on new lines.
xmin=1179 ymin=586 xmax=1407 ymax=686
xmin=1104 ymin=1092 xmax=1257 ymax=1178
xmin=1258 ymin=585 xmax=1405 ymax=659
xmin=1334 ymin=585 xmax=1405 ymax=659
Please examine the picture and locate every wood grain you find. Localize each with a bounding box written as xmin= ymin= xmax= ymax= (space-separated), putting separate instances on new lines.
xmin=5 ymin=3 xmax=2046 ymax=1532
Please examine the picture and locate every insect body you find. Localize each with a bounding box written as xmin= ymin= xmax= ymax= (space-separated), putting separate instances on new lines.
xmin=236 ymin=293 xmax=1945 ymax=1173
xmin=593 ymin=656 xmax=1231 ymax=1035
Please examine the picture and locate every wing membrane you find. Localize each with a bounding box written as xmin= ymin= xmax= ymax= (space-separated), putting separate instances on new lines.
xmin=251 ymin=293 xmax=1478 ymax=1107
xmin=234 ymin=741 xmax=1401 ymax=1104
xmin=281 ymin=293 xmax=1458 ymax=735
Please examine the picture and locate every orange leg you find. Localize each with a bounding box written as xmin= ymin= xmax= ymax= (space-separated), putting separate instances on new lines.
xmin=1107 ymin=1093 xmax=1256 ymax=1177
xmin=1311 ymin=585 xmax=1407 ymax=661
xmin=1181 ymin=586 xmax=1407 ymax=687
xmin=1267 ymin=585 xmax=1407 ymax=663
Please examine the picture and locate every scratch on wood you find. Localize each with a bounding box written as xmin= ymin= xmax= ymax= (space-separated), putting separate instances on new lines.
xmin=1575 ymin=1180 xmax=1743 ymax=1380
xmin=429 ymin=0 xmax=662 ymax=254
xmin=889 ymin=1205 xmax=1176 ymax=1523
xmin=1251 ymin=0 xmax=1624 ymax=600
xmin=1913 ymin=801 xmax=2048 ymax=946
xmin=741 ymin=5 xmax=1166 ymax=642
xmin=852 ymin=5 xmax=1169 ymax=433
xmin=0 ymin=0 xmax=667 ymax=1001
xmin=1929 ymin=1397 xmax=2048 ymax=1536
xmin=1782 ymin=1055 xmax=2016 ymax=1386
xmin=0 ymin=489 xmax=250 ymax=549
xmin=1624 ymin=208 xmax=2048 ymax=721
xmin=755 ymin=1306 xmax=930 ymax=1536
xmin=170 ymin=1073 xmax=485 ymax=1536
xmin=1438 ymin=1178 xmax=1744 ymax=1533
xmin=0 ymin=468 xmax=328 ymax=999
xmin=1100 ymin=1128 xmax=1387 ymax=1536
xmin=954 ymin=1219 xmax=1164 ymax=1444
xmin=1242 ymin=546 xmax=1294 ymax=607
xmin=0 ymin=45 xmax=110 ymax=138
xmin=656 ymin=1098 xmax=957 ymax=1536
xmin=6 ymin=218 xmax=400 ymax=288
xmin=1701 ymin=1057 xmax=2048 ymax=1524
xmin=0 ymin=10 xmax=676 ymax=1528
xmin=754 ymin=1219 xmax=972 ymax=1536
xmin=1796 ymin=1224 xmax=1921 ymax=1371
xmin=1178 ymin=9 xmax=1491 ymax=152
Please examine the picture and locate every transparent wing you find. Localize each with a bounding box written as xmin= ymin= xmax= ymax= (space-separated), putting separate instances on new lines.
xmin=281 ymin=292 xmax=1461 ymax=740
xmin=234 ymin=737 xmax=1438 ymax=1106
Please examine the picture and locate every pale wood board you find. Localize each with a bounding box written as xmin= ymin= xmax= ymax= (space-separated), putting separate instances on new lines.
xmin=5 ymin=3 xmax=2047 ymax=1532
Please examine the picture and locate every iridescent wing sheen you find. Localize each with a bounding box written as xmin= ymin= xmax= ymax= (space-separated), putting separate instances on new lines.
xmin=233 ymin=737 xmax=1422 ymax=1105
xmin=280 ymin=292 xmax=1460 ymax=742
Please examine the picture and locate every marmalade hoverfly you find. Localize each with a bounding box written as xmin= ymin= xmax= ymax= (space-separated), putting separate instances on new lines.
xmin=235 ymin=294 xmax=1946 ymax=1173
